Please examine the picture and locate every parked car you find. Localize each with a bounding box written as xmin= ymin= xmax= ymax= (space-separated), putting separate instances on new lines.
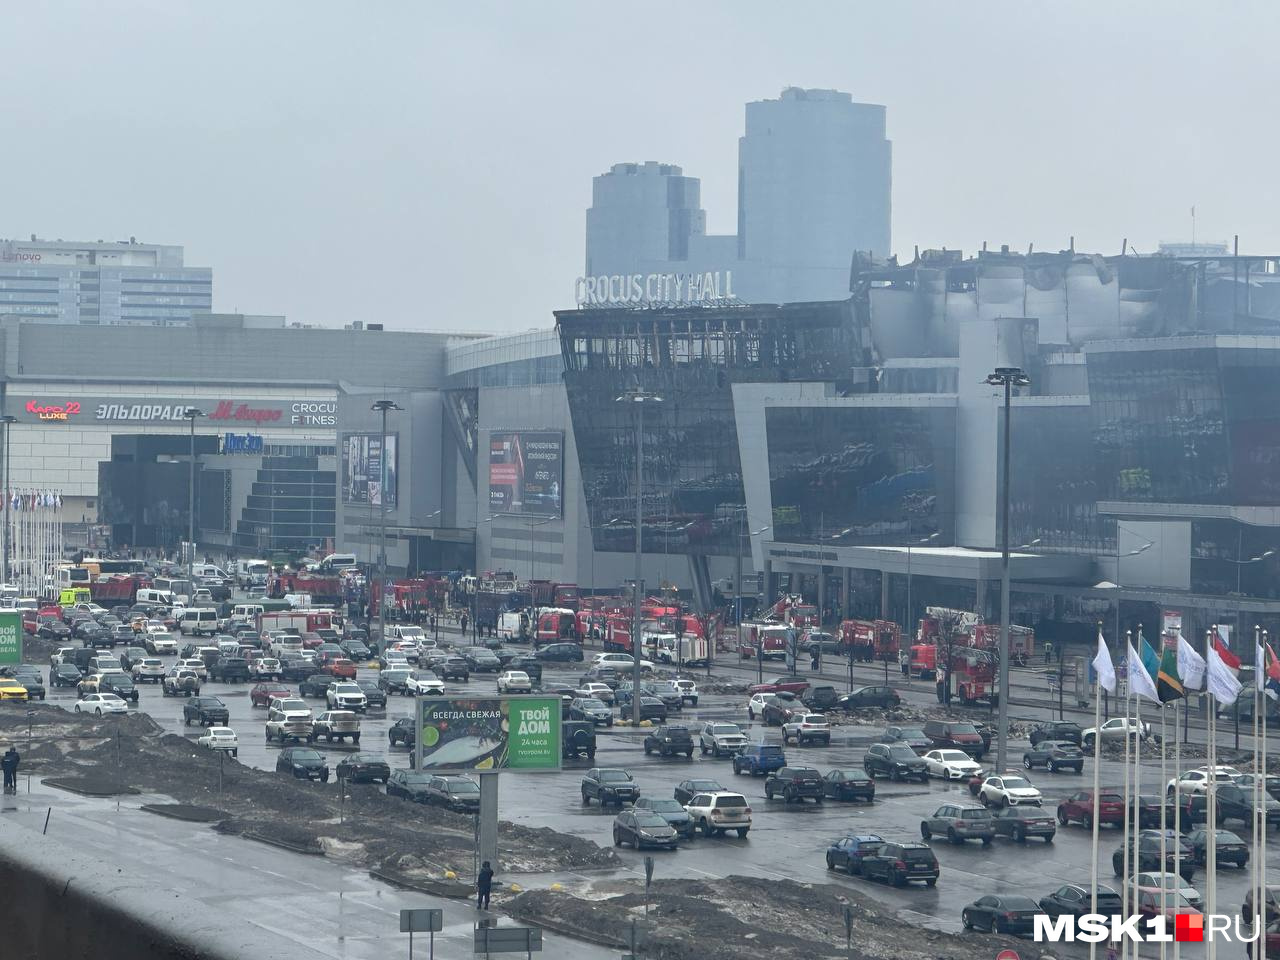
xmin=761 ymin=691 xmax=801 ymax=726
xmin=879 ymin=725 xmax=931 ymax=753
xmin=425 ymin=774 xmax=482 ymax=812
xmin=50 ymin=664 xmax=83 ymax=688
xmin=378 ymin=668 xmax=412 ymax=695
xmin=335 ymin=754 xmax=391 ymax=784
xmin=1166 ymin=765 xmax=1242 ymax=796
xmin=1112 ymin=830 xmax=1196 ymax=881
xmin=1184 ymin=828 xmax=1249 ymax=868
xmin=1057 ymin=790 xmax=1125 ymax=828
xmin=861 ymin=841 xmax=938 ymax=887
xmin=276 ymin=746 xmax=330 ymax=782
xmin=671 ymin=678 xmax=699 ymax=706
xmin=326 ymin=681 xmax=368 ymax=712
xmin=406 ymin=670 xmax=446 ymax=697
xmin=312 ymin=710 xmax=361 ymax=744
xmin=437 ymin=657 xmax=471 ymax=682
xmin=97 ymin=672 xmax=138 ymax=703
xmin=633 ymin=797 xmax=693 ymax=838
xmin=561 ymin=720 xmax=597 ymax=761
xmin=1020 ymin=739 xmax=1083 ymax=774
xmin=674 ymin=778 xmax=725 ymax=805
xmin=920 ymin=803 xmax=994 ymax=845
xmin=837 ymin=685 xmax=901 ymax=710
xmin=612 ymin=808 xmax=679 ymax=850
xmin=991 ymin=805 xmax=1057 ymax=843
xmin=299 ymin=674 xmax=336 ymax=698
xmin=581 ymin=768 xmax=640 ymax=807
xmin=506 ymin=655 xmax=542 ymax=682
xmin=629 ymin=696 xmax=668 ymax=722
xmin=863 ymin=742 xmax=928 ymax=782
xmin=386 ymin=768 xmax=432 ymax=802
xmin=496 ymin=670 xmax=532 ymax=694
xmin=821 ymin=768 xmax=875 ymax=802
xmin=1082 ymin=716 xmax=1150 ymax=750
xmin=1133 ymin=871 xmax=1203 ymax=910
xmin=746 ymin=692 xmax=776 ymax=721
xmin=130 ymin=658 xmax=166 ymax=684
xmin=698 ymin=721 xmax=748 ymax=758
xmin=1129 ymin=793 xmax=1180 ymax=829
xmin=978 ymin=774 xmax=1043 ymax=807
xmin=356 ymin=679 xmax=387 ymax=709
xmin=825 ymin=833 xmax=885 ymax=874
xmin=250 ymin=682 xmax=291 ymax=707
xmin=747 ymin=676 xmax=810 ymax=695
xmin=162 ymin=669 xmax=202 ymax=697
xmin=923 ymin=749 xmax=983 ymax=781
xmin=732 ymin=743 xmax=787 ymax=777
xmin=1181 ymin=783 xmax=1280 ymax=829
xmin=197 ymin=727 xmax=239 ymax=756
xmin=764 ymin=766 xmax=824 ymax=803
xmin=208 ymin=656 xmax=251 ymax=683
xmin=781 ymin=713 xmax=831 ymax=746
xmin=798 ymin=684 xmax=839 ymax=710
xmin=922 ymin=719 xmax=986 ymax=759
xmin=536 ymin=642 xmax=584 ymax=663
xmin=643 ymin=724 xmax=694 ymax=758
xmin=682 ymin=791 xmax=751 ymax=838
xmin=1235 ymin=772 xmax=1280 ymax=802
xmin=74 ymin=692 xmax=129 ymax=714
xmin=1029 ymin=720 xmax=1084 ymax=746
xmin=961 ymin=895 xmax=1045 ymax=935
xmin=1039 ymin=882 xmax=1122 ymax=917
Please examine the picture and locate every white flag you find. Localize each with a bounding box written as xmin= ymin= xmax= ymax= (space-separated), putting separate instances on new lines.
xmin=1127 ymin=639 xmax=1160 ymax=703
xmin=1207 ymin=645 xmax=1243 ymax=705
xmin=1093 ymin=630 xmax=1116 ymax=693
xmin=1177 ymin=633 xmax=1206 ymax=691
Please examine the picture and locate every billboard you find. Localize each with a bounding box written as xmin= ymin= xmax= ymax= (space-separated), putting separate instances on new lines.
xmin=414 ymin=696 xmax=561 ymax=772
xmin=0 ymin=611 xmax=21 ymax=666
xmin=342 ymin=433 xmax=398 ymax=507
xmin=12 ymin=395 xmax=336 ymax=428
xmin=488 ymin=431 xmax=563 ymax=518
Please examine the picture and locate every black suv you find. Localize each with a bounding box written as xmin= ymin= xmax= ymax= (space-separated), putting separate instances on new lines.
xmin=276 ymin=746 xmax=330 ymax=782
xmin=864 ymin=742 xmax=928 ymax=782
xmin=761 ymin=691 xmax=801 ymax=726
xmin=437 ymin=657 xmax=471 ymax=681
xmin=97 ymin=672 xmax=139 ymax=703
xmin=580 ymin=768 xmax=639 ymax=806
xmin=51 ymin=664 xmax=82 ymax=688
xmin=388 ymin=717 xmax=417 ymax=748
xmin=562 ymin=720 xmax=597 ymax=761
xmin=799 ymin=685 xmax=839 ymax=710
xmin=536 ymin=642 xmax=583 ymax=663
xmin=299 ymin=674 xmax=336 ymax=697
xmin=643 ymin=724 xmax=694 ymax=758
xmin=861 ymin=841 xmax=939 ymax=886
xmin=12 ymin=669 xmax=45 ymax=701
xmin=209 ymin=656 xmax=250 ymax=683
xmin=425 ymin=774 xmax=481 ymax=812
xmin=1112 ymin=830 xmax=1195 ymax=880
xmin=1183 ymin=784 xmax=1280 ymax=829
xmin=765 ymin=766 xmax=825 ymax=803
xmin=1022 ymin=740 xmax=1084 ymax=773
xmin=507 ymin=655 xmax=542 ymax=682
xmin=183 ymin=696 xmax=229 ymax=727
xmin=1030 ymin=720 xmax=1084 ymax=746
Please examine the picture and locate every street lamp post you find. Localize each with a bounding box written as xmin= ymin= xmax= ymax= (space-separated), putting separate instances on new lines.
xmin=183 ymin=408 xmax=205 ymax=586
xmin=617 ymin=390 xmax=662 ymax=724
xmin=986 ymin=366 xmax=1029 ymax=774
xmin=905 ymin=532 xmax=939 ymax=648
xmin=371 ymin=400 xmax=402 ymax=652
xmin=0 ymin=415 xmax=16 ymax=585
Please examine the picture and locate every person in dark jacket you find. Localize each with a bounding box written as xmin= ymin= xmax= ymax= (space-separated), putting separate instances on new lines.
xmin=477 ymin=860 xmax=495 ymax=910
xmin=1 ymin=746 xmax=19 ymax=793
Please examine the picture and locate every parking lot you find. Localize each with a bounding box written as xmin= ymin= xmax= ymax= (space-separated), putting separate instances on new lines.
xmin=21 ymin=614 xmax=1280 ymax=956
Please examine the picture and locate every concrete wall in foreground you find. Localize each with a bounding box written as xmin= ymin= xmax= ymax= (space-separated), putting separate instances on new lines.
xmin=0 ymin=819 xmax=324 ymax=960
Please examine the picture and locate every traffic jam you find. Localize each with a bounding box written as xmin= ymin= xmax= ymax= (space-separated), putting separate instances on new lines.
xmin=2 ymin=559 xmax=1278 ymax=955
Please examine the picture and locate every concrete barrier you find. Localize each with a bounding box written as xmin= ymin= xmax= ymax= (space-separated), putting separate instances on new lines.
xmin=0 ymin=818 xmax=326 ymax=960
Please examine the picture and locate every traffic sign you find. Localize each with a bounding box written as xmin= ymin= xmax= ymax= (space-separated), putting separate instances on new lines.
xmin=474 ymin=925 xmax=542 ymax=954
xmin=399 ymin=908 xmax=442 ymax=933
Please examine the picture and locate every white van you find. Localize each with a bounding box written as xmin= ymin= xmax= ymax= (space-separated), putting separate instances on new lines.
xmin=136 ymin=589 xmax=175 ymax=607
xmin=233 ymin=603 xmax=265 ymax=621
xmin=497 ymin=611 xmax=528 ymax=641
xmin=191 ymin=564 xmax=229 ymax=581
xmin=284 ymin=593 xmax=312 ymax=609
xmin=321 ymin=553 xmax=358 ymax=572
xmin=177 ymin=608 xmax=218 ymax=636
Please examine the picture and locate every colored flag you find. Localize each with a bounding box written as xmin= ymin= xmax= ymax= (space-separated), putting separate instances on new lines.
xmin=1156 ymin=644 xmax=1184 ymax=702
xmin=1093 ymin=630 xmax=1116 ymax=693
xmin=1127 ymin=638 xmax=1160 ymax=703
xmin=1139 ymin=634 xmax=1161 ymax=686
xmin=1260 ymin=642 xmax=1280 ymax=701
xmin=1213 ymin=629 xmax=1241 ymax=671
xmin=1208 ymin=644 xmax=1243 ymax=705
xmin=1178 ymin=634 xmax=1206 ymax=691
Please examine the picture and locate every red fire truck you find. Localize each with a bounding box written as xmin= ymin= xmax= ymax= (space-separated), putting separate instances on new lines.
xmin=536 ymin=607 xmax=578 ymax=644
xmin=527 ymin=580 xmax=581 ymax=611
xmin=271 ymin=572 xmax=344 ymax=606
xmin=839 ymin=619 xmax=903 ymax=663
xmin=739 ymin=622 xmax=789 ymax=660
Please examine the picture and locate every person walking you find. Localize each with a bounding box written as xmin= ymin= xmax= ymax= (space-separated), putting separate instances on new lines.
xmin=1 ymin=745 xmax=19 ymax=794
xmin=460 ymin=612 xmax=469 ymax=637
xmin=1043 ymin=639 xmax=1054 ymax=665
xmin=476 ymin=860 xmax=495 ymax=910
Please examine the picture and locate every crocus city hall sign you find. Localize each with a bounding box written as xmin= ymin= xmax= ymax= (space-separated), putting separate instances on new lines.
xmin=574 ymin=270 xmax=735 ymax=307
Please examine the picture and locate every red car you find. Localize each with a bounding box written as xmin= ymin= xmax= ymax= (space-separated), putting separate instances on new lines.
xmin=250 ymin=682 xmax=292 ymax=707
xmin=747 ymin=676 xmax=811 ymax=695
xmin=1056 ymin=790 xmax=1126 ymax=828
xmin=300 ymin=632 xmax=324 ymax=650
xmin=321 ymin=657 xmax=357 ymax=679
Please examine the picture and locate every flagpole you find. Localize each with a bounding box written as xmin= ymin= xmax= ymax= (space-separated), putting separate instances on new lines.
xmin=1173 ymin=695 xmax=1182 ymax=960
xmin=1133 ymin=689 xmax=1144 ymax=960
xmin=1159 ymin=693 xmax=1168 ymax=960
xmin=1090 ymin=624 xmax=1104 ymax=960
xmin=1258 ymin=629 xmax=1269 ymax=960
xmin=1122 ymin=630 xmax=1133 ymax=960
xmin=1253 ymin=628 xmax=1263 ymax=960
xmin=1207 ymin=628 xmax=1218 ymax=960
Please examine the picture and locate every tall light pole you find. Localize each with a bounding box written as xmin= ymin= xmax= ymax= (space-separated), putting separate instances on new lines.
xmin=183 ymin=408 xmax=205 ymax=587
xmin=904 ymin=532 xmax=940 ymax=642
xmin=0 ymin=415 xmax=16 ymax=585
xmin=986 ymin=366 xmax=1029 ymax=773
xmin=371 ymin=400 xmax=402 ymax=650
xmin=617 ymin=390 xmax=662 ymax=724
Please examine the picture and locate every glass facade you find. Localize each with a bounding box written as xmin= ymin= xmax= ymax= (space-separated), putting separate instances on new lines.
xmin=0 ymin=266 xmax=211 ymax=325
xmin=234 ymin=456 xmax=337 ymax=553
xmin=1190 ymin=519 xmax=1280 ymax=599
xmin=558 ymin=301 xmax=873 ymax=555
xmin=764 ymin=405 xmax=955 ymax=545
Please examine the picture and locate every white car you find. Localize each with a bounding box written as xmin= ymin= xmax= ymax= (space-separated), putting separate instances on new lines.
xmin=924 ymin=748 xmax=984 ymax=780
xmin=249 ymin=657 xmax=282 ymax=680
xmin=179 ymin=657 xmax=208 ymax=679
xmin=1082 ymin=716 xmax=1150 ymax=748
xmin=497 ymin=670 xmax=532 ymax=694
xmin=574 ymin=681 xmax=615 ymax=705
xmin=683 ymin=791 xmax=752 ymax=838
xmin=1166 ymin=766 xmax=1242 ymax=796
xmin=405 ymin=670 xmax=445 ymax=696
xmin=144 ymin=630 xmax=177 ymax=655
xmin=1133 ymin=873 xmax=1203 ymax=910
xmin=74 ymin=692 xmax=129 ymax=715
xmin=50 ymin=646 xmax=76 ymax=666
xmin=326 ymin=681 xmax=368 ymax=711
xmin=781 ymin=713 xmax=831 ymax=746
xmin=130 ymin=658 xmax=167 ymax=683
xmin=197 ymin=726 xmax=239 ymax=756
xmin=592 ymin=652 xmax=655 ymax=670
xmin=978 ymin=774 xmax=1043 ymax=807
xmin=673 ymin=678 xmax=699 ymax=706
xmin=747 ymin=692 xmax=776 ymax=720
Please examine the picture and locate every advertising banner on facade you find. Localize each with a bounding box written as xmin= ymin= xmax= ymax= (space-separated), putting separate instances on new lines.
xmin=0 ymin=612 xmax=21 ymax=666
xmin=10 ymin=395 xmax=336 ymax=428
xmin=488 ymin=431 xmax=563 ymax=518
xmin=342 ymin=433 xmax=398 ymax=508
xmin=414 ymin=696 xmax=561 ymax=772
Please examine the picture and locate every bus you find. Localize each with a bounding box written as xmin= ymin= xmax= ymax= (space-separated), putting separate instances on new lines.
xmin=78 ymin=558 xmax=146 ymax=577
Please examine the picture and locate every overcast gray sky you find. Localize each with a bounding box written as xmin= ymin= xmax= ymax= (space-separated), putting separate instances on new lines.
xmin=3 ymin=1 xmax=1275 ymax=333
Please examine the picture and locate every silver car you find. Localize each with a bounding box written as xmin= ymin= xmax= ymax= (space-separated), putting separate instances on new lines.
xmin=698 ymin=721 xmax=748 ymax=758
xmin=920 ymin=803 xmax=994 ymax=845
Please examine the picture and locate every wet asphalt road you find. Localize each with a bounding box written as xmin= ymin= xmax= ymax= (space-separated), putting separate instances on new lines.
xmin=26 ymin=622 xmax=1280 ymax=957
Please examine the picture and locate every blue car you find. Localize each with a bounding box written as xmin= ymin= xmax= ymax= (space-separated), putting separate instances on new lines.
xmin=732 ymin=743 xmax=786 ymax=776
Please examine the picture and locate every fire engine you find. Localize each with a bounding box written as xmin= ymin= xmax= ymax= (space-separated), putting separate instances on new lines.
xmin=914 ymin=606 xmax=1035 ymax=703
xmin=536 ymin=607 xmax=578 ymax=644
xmin=527 ymin=580 xmax=580 ymax=611
xmin=739 ymin=622 xmax=789 ymax=660
xmin=838 ymin=619 xmax=903 ymax=663
xmin=271 ymin=572 xmax=344 ymax=606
